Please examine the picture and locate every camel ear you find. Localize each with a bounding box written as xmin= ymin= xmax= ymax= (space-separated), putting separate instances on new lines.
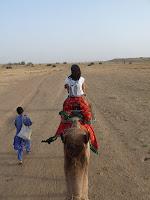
xmin=83 ymin=133 xmax=90 ymax=144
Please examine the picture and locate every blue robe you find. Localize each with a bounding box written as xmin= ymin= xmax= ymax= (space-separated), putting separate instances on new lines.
xmin=13 ymin=114 xmax=32 ymax=151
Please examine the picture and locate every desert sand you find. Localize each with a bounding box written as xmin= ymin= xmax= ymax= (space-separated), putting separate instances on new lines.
xmin=0 ymin=61 xmax=150 ymax=200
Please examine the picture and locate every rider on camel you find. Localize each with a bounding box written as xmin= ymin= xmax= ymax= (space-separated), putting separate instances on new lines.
xmin=43 ymin=64 xmax=99 ymax=154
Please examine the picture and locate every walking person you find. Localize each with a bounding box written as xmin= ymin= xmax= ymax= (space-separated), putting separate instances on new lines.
xmin=13 ymin=107 xmax=32 ymax=164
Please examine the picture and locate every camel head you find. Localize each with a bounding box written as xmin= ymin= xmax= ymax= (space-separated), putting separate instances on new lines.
xmin=63 ymin=126 xmax=90 ymax=158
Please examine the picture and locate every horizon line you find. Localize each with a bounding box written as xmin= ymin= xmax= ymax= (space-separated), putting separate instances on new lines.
xmin=0 ymin=56 xmax=150 ymax=65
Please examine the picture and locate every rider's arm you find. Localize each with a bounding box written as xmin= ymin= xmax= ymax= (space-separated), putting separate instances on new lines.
xmin=64 ymin=84 xmax=69 ymax=94
xmin=64 ymin=77 xmax=70 ymax=94
xmin=82 ymin=82 xmax=87 ymax=96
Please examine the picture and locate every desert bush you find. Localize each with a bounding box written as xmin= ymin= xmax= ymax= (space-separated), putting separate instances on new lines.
xmin=27 ymin=62 xmax=33 ymax=66
xmin=63 ymin=62 xmax=67 ymax=64
xmin=47 ymin=64 xmax=52 ymax=66
xmin=88 ymin=62 xmax=94 ymax=66
xmin=6 ymin=65 xmax=12 ymax=69
xmin=129 ymin=62 xmax=132 ymax=64
xmin=99 ymin=62 xmax=102 ymax=64
xmin=20 ymin=61 xmax=25 ymax=65
xmin=52 ymin=64 xmax=56 ymax=67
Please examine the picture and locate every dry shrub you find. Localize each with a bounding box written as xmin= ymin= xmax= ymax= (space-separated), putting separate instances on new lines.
xmin=88 ymin=62 xmax=94 ymax=66
xmin=6 ymin=65 xmax=12 ymax=69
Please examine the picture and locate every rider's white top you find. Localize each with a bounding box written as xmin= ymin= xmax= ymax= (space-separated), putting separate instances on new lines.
xmin=65 ymin=76 xmax=85 ymax=97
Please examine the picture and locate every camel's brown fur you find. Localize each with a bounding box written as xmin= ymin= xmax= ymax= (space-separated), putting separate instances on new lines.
xmin=64 ymin=118 xmax=90 ymax=200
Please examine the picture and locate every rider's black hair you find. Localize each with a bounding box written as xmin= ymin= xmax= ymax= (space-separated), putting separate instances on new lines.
xmin=69 ymin=64 xmax=81 ymax=81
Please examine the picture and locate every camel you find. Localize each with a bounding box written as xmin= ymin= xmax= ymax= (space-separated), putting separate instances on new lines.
xmin=63 ymin=117 xmax=90 ymax=200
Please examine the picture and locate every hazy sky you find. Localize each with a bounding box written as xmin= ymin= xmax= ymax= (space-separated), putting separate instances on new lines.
xmin=0 ymin=0 xmax=150 ymax=63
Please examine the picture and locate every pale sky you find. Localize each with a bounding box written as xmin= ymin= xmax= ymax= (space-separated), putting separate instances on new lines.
xmin=0 ymin=0 xmax=150 ymax=63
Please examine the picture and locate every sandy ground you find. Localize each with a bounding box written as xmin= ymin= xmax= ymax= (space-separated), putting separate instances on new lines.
xmin=0 ymin=63 xmax=150 ymax=200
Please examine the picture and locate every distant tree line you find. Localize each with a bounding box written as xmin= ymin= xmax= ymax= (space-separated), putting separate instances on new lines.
xmin=6 ymin=61 xmax=34 ymax=66
xmin=3 ymin=61 xmax=34 ymax=69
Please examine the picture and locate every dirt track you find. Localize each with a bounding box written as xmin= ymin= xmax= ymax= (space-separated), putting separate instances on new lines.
xmin=0 ymin=63 xmax=150 ymax=200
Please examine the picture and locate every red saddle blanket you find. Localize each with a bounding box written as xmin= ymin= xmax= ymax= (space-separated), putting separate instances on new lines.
xmin=55 ymin=96 xmax=99 ymax=152
xmin=56 ymin=121 xmax=99 ymax=152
